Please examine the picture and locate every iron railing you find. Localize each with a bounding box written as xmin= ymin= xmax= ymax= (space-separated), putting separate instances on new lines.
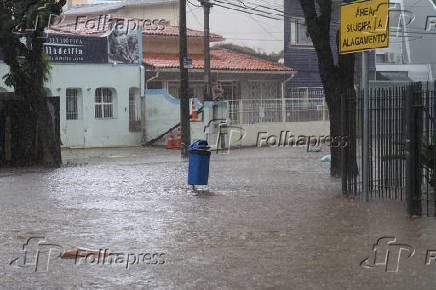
xmin=342 ymin=82 xmax=436 ymax=217
xmin=226 ymin=98 xmax=329 ymax=125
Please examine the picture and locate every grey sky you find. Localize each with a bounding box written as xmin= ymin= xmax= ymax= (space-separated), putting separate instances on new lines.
xmin=186 ymin=0 xmax=284 ymax=53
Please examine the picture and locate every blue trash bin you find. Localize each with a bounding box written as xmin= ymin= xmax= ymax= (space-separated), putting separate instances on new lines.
xmin=188 ymin=140 xmax=211 ymax=185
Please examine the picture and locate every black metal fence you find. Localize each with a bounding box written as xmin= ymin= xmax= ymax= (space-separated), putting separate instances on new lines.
xmin=342 ymin=82 xmax=436 ymax=217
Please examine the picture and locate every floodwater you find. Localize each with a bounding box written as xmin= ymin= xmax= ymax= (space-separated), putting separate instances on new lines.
xmin=1 ymin=146 xmax=436 ymax=289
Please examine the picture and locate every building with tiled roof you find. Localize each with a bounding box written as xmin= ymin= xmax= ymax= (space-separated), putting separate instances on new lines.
xmin=0 ymin=11 xmax=296 ymax=148
xmin=143 ymin=49 xmax=294 ymax=72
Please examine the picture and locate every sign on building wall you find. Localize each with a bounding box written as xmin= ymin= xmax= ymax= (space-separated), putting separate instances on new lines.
xmin=44 ymin=33 xmax=108 ymax=63
xmin=339 ymin=0 xmax=390 ymax=54
xmin=107 ymin=24 xmax=142 ymax=64
xmin=0 ymin=28 xmax=143 ymax=64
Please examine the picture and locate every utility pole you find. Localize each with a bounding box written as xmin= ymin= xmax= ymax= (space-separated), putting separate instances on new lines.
xmin=200 ymin=0 xmax=213 ymax=102
xmin=179 ymin=0 xmax=191 ymax=157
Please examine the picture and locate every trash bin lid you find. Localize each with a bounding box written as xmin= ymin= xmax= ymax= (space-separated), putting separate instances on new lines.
xmin=188 ymin=139 xmax=210 ymax=152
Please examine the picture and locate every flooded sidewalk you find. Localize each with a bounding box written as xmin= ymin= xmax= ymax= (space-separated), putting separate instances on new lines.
xmin=0 ymin=146 xmax=436 ymax=289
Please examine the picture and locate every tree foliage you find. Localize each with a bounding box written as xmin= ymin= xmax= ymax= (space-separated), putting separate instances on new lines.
xmin=0 ymin=0 xmax=66 ymax=167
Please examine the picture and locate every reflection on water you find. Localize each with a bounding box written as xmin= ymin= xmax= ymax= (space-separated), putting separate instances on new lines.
xmin=0 ymin=147 xmax=434 ymax=289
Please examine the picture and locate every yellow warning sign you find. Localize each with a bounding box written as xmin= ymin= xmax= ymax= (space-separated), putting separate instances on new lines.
xmin=339 ymin=0 xmax=389 ymax=54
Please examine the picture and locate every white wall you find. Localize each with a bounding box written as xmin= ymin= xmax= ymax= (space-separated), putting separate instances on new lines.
xmin=206 ymin=121 xmax=330 ymax=148
xmin=144 ymin=91 xmax=330 ymax=148
xmin=144 ymin=89 xmax=203 ymax=145
xmin=0 ymin=62 xmax=144 ymax=147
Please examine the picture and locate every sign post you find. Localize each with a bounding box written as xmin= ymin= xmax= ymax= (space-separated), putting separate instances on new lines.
xmin=339 ymin=0 xmax=389 ymax=202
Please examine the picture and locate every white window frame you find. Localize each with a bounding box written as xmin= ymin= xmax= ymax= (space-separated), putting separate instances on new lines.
xmin=218 ymin=81 xmax=240 ymax=101
xmin=66 ymin=88 xmax=82 ymax=120
xmin=129 ymin=87 xmax=141 ymax=132
xmin=95 ymin=88 xmax=116 ymax=119
xmin=289 ymin=18 xmax=313 ymax=47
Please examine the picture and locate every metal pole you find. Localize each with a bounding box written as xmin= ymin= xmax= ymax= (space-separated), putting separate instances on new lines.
xmin=179 ymin=0 xmax=191 ymax=157
xmin=202 ymin=0 xmax=213 ymax=102
xmin=362 ymin=51 xmax=369 ymax=202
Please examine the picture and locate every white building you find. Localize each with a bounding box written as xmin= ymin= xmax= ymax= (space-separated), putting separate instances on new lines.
xmin=0 ymin=15 xmax=297 ymax=148
xmin=375 ymin=0 xmax=435 ymax=82
xmin=0 ymin=63 xmax=144 ymax=147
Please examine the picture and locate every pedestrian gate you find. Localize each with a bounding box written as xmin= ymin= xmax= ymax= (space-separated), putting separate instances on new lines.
xmin=342 ymin=82 xmax=436 ymax=217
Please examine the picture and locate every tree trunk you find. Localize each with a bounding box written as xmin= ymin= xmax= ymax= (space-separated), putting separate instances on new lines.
xmin=13 ymin=88 xmax=61 ymax=168
xmin=35 ymin=97 xmax=62 ymax=167
xmin=327 ymin=96 xmax=342 ymax=177
xmin=297 ymin=0 xmax=359 ymax=179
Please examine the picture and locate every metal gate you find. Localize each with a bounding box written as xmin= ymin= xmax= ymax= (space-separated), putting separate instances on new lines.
xmin=342 ymin=82 xmax=436 ymax=216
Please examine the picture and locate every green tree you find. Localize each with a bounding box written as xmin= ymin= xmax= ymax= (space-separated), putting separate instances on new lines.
xmin=296 ymin=0 xmax=357 ymax=177
xmin=0 ymin=0 xmax=65 ymax=167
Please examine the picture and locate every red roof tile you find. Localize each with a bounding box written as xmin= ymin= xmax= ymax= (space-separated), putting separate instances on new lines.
xmin=46 ymin=16 xmax=223 ymax=40
xmin=143 ymin=49 xmax=294 ymax=72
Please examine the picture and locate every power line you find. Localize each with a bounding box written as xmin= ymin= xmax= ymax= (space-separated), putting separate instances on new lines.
xmin=209 ymin=0 xmax=436 ymax=39
xmin=210 ymin=1 xmax=282 ymax=20
xmin=188 ymin=0 xmax=202 ymax=8
xmin=211 ymin=0 xmax=285 ymax=18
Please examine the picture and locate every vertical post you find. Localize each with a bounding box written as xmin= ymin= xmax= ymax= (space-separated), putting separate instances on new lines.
xmin=281 ymin=80 xmax=286 ymax=122
xmin=341 ymin=96 xmax=347 ymax=194
xmin=202 ymin=0 xmax=213 ymax=102
xmin=405 ymin=83 xmax=422 ymax=216
xmin=362 ymin=51 xmax=369 ymax=202
xmin=322 ymin=97 xmax=326 ymax=121
xmin=179 ymin=0 xmax=191 ymax=157
xmin=239 ymin=99 xmax=243 ymax=125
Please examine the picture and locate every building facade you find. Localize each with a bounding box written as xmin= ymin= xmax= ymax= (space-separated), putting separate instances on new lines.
xmin=283 ymin=0 xmax=376 ymax=97
xmin=0 ymin=14 xmax=295 ymax=147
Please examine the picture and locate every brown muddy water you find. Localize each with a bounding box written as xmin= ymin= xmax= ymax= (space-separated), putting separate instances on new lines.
xmin=1 ymin=147 xmax=436 ymax=289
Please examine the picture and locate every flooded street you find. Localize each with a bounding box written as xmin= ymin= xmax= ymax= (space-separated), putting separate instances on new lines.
xmin=1 ymin=146 xmax=436 ymax=289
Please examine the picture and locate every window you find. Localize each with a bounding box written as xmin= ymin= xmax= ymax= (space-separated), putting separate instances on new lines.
xmin=66 ymin=88 xmax=82 ymax=120
xmin=129 ymin=87 xmax=141 ymax=132
xmin=218 ymin=81 xmax=240 ymax=101
xmin=167 ymin=82 xmax=204 ymax=100
xmin=147 ymin=81 xmax=163 ymax=89
xmin=95 ymin=88 xmax=114 ymax=119
xmin=289 ymin=18 xmax=312 ymax=46
xmin=247 ymin=81 xmax=280 ymax=99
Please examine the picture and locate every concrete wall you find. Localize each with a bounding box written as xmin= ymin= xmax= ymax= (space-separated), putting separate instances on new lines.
xmin=144 ymin=89 xmax=330 ymax=148
xmin=144 ymin=89 xmax=180 ymax=145
xmin=232 ymin=121 xmax=330 ymax=147
xmin=144 ymin=89 xmax=203 ymax=145
xmin=143 ymin=38 xmax=204 ymax=55
xmin=0 ymin=62 xmax=144 ymax=147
